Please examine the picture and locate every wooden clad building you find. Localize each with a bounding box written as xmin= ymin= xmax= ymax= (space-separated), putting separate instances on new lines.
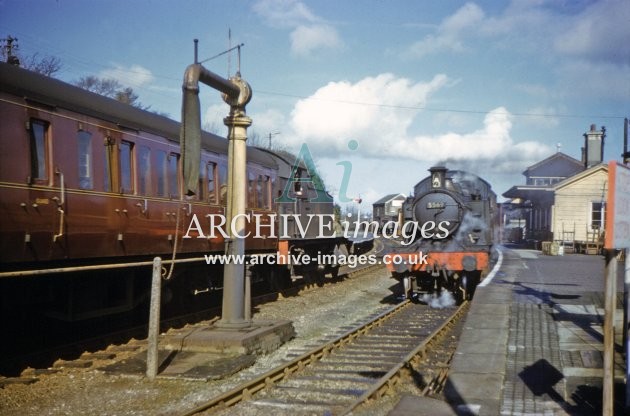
xmin=552 ymin=164 xmax=607 ymax=248
xmin=502 ymin=124 xmax=607 ymax=252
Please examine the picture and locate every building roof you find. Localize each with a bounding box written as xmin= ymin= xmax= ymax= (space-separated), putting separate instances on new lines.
xmin=372 ymin=193 xmax=405 ymax=206
xmin=553 ymin=163 xmax=608 ymax=191
xmin=522 ymin=152 xmax=583 ymax=178
xmin=502 ymin=185 xmax=553 ymax=200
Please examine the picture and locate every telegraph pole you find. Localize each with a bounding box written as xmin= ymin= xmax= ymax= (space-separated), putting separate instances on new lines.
xmin=268 ymin=131 xmax=280 ymax=149
xmin=1 ymin=35 xmax=20 ymax=65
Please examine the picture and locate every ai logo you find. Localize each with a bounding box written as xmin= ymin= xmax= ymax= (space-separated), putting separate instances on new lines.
xmin=275 ymin=140 xmax=359 ymax=203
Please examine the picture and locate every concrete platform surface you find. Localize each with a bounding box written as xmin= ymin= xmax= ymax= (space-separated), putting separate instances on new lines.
xmin=441 ymin=247 xmax=627 ymax=415
xmin=388 ymin=395 xmax=459 ymax=416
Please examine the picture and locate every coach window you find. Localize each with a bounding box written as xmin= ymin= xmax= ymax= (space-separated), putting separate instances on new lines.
xmin=248 ymin=170 xmax=257 ymax=208
xmin=156 ymin=150 xmax=167 ymax=197
xmin=77 ymin=130 xmax=93 ymax=189
xmin=205 ymin=162 xmax=217 ymax=203
xmin=120 ymin=141 xmax=134 ymax=193
xmin=218 ymin=163 xmax=228 ymax=205
xmin=168 ymin=153 xmax=179 ymax=198
xmin=258 ymin=175 xmax=270 ymax=209
xmin=28 ymin=119 xmax=49 ymax=183
xmin=137 ymin=145 xmax=151 ymax=196
xmin=103 ymin=136 xmax=115 ymax=192
xmin=197 ymin=161 xmax=205 ymax=201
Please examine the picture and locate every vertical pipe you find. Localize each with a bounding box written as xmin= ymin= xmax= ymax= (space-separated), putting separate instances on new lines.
xmin=146 ymin=257 xmax=162 ymax=380
xmin=218 ymin=110 xmax=252 ymax=328
xmin=603 ymin=249 xmax=617 ymax=415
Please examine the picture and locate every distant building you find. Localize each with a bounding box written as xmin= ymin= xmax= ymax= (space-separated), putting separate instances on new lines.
xmin=503 ymin=152 xmax=584 ymax=242
xmin=372 ymin=193 xmax=406 ymax=227
xmin=552 ymin=163 xmax=607 ymax=244
xmin=502 ymin=124 xmax=607 ymax=251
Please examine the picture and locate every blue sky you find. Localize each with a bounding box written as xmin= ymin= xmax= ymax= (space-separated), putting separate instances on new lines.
xmin=2 ymin=0 xmax=629 ymax=207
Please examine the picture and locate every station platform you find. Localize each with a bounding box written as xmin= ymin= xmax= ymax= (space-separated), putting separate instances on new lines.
xmin=394 ymin=246 xmax=627 ymax=415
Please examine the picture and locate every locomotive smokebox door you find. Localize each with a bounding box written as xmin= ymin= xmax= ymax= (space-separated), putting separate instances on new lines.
xmin=430 ymin=166 xmax=447 ymax=189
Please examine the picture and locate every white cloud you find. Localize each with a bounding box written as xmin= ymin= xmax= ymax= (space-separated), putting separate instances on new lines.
xmin=289 ymin=73 xmax=448 ymax=151
xmin=253 ymin=0 xmax=342 ymax=56
xmin=250 ymin=108 xmax=287 ymax=138
xmin=290 ymin=24 xmax=342 ymax=57
xmin=520 ymin=106 xmax=561 ymax=128
xmin=286 ymin=74 xmax=550 ymax=175
xmin=557 ymin=60 xmax=630 ymax=101
xmin=202 ymin=103 xmax=227 ymax=134
xmin=553 ymin=0 xmax=630 ymax=65
xmin=99 ymin=64 xmax=154 ymax=87
xmin=253 ymin=0 xmax=316 ymax=28
xmin=407 ymin=2 xmax=484 ymax=58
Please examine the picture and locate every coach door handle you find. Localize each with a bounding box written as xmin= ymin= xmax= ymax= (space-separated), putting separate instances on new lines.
xmin=53 ymin=168 xmax=65 ymax=242
xmin=136 ymin=199 xmax=148 ymax=214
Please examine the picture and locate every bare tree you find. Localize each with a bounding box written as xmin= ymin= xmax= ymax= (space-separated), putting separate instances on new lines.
xmin=75 ymin=76 xmax=150 ymax=110
xmin=21 ymin=53 xmax=62 ymax=77
xmin=1 ymin=36 xmax=61 ymax=77
xmin=75 ymin=75 xmax=122 ymax=96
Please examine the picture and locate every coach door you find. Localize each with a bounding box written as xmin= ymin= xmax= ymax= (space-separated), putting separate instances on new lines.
xmin=26 ymin=117 xmax=64 ymax=260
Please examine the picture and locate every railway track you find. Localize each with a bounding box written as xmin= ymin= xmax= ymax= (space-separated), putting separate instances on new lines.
xmin=181 ymin=299 xmax=468 ymax=416
xmin=1 ymin=260 xmax=383 ymax=379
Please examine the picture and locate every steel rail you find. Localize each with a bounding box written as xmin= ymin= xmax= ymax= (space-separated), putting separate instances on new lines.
xmin=339 ymin=300 xmax=469 ymax=415
xmin=179 ymin=299 xmax=412 ymax=416
xmin=5 ymin=263 xmax=385 ymax=377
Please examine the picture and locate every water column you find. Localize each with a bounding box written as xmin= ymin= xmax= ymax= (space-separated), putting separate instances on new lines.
xmin=218 ymin=74 xmax=252 ymax=328
xmin=180 ymin=60 xmax=252 ymax=329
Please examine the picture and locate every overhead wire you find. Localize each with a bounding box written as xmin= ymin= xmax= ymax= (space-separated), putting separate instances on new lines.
xmin=4 ymin=29 xmax=626 ymax=121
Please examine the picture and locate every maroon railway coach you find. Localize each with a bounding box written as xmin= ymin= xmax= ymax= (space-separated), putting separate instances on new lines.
xmin=0 ymin=62 xmax=341 ymax=319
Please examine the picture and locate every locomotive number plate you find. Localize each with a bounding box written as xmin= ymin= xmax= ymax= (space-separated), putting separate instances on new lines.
xmin=426 ymin=202 xmax=445 ymax=209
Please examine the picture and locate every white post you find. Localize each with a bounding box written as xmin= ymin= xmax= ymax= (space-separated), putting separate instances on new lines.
xmin=146 ymin=257 xmax=162 ymax=380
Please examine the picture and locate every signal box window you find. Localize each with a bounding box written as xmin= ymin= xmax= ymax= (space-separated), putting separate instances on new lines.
xmin=120 ymin=141 xmax=134 ymax=193
xmin=29 ymin=119 xmax=49 ymax=182
xmin=77 ymin=130 xmax=93 ymax=189
xmin=137 ymin=145 xmax=151 ymax=196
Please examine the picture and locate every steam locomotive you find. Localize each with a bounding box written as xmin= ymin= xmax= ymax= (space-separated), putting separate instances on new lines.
xmin=0 ymin=62 xmax=345 ymax=320
xmin=387 ymin=166 xmax=497 ymax=302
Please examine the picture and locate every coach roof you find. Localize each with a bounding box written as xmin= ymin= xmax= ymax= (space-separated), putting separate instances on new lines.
xmin=0 ymin=62 xmax=276 ymax=169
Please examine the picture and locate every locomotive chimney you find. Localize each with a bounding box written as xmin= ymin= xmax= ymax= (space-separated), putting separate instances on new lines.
xmin=429 ymin=166 xmax=447 ymax=189
xmin=583 ymin=124 xmax=605 ymax=169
